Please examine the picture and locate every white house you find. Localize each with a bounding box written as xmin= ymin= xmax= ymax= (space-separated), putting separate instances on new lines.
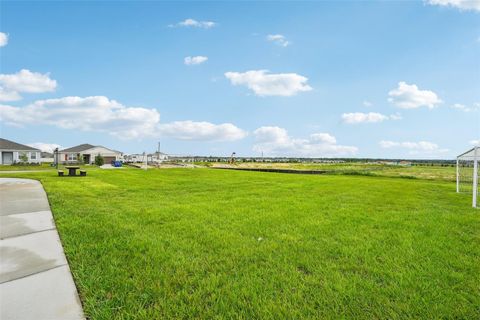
xmin=0 ymin=138 xmax=41 ymax=165
xmin=59 ymin=144 xmax=123 ymax=164
xmin=41 ymin=152 xmax=55 ymax=163
xmin=124 ymin=152 xmax=168 ymax=164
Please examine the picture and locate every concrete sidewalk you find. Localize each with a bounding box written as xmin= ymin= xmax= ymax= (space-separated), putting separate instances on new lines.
xmin=0 ymin=178 xmax=85 ymax=320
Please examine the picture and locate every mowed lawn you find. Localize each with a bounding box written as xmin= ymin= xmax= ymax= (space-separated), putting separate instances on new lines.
xmin=7 ymin=168 xmax=479 ymax=319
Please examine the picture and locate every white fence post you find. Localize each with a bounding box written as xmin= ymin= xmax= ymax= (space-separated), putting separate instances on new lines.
xmin=456 ymin=158 xmax=459 ymax=193
xmin=473 ymin=147 xmax=478 ymax=208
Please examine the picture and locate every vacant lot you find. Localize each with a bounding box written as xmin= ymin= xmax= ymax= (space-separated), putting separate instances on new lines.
xmin=212 ymin=162 xmax=456 ymax=182
xmin=3 ymin=167 xmax=478 ymax=319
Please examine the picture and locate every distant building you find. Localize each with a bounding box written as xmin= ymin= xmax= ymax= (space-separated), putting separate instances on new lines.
xmin=41 ymin=152 xmax=55 ymax=163
xmin=0 ymin=138 xmax=41 ymax=165
xmin=124 ymin=152 xmax=169 ymax=163
xmin=59 ymin=144 xmax=123 ymax=164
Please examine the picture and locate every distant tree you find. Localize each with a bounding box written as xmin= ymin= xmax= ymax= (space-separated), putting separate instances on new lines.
xmin=95 ymin=154 xmax=104 ymax=166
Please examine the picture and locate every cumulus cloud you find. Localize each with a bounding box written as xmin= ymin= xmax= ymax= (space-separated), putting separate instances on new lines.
xmin=388 ymin=82 xmax=442 ymax=109
xmin=27 ymin=143 xmax=63 ymax=153
xmin=224 ymin=70 xmax=312 ymax=97
xmin=159 ymin=121 xmax=247 ymax=141
xmin=0 ymin=95 xmax=247 ymax=142
xmin=0 ymin=87 xmax=21 ymax=102
xmin=184 ymin=56 xmax=208 ymax=65
xmin=341 ymin=112 xmax=403 ymax=124
xmin=266 ymin=34 xmax=290 ymax=47
xmin=470 ymin=139 xmax=480 ymax=146
xmin=341 ymin=112 xmax=389 ymax=124
xmin=0 ymin=96 xmax=160 ymax=139
xmin=0 ymin=32 xmax=8 ymax=47
xmin=0 ymin=69 xmax=57 ymax=102
xmin=451 ymin=103 xmax=479 ymax=112
xmin=169 ymin=19 xmax=216 ymax=29
xmin=253 ymin=126 xmax=358 ymax=157
xmin=379 ymin=140 xmax=448 ymax=154
xmin=427 ymin=0 xmax=480 ymax=12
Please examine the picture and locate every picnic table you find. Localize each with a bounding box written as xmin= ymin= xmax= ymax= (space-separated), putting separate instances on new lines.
xmin=65 ymin=166 xmax=80 ymax=176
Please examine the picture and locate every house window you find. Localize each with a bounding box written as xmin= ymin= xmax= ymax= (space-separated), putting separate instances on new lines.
xmin=68 ymin=153 xmax=77 ymax=161
xmin=30 ymin=152 xmax=37 ymax=160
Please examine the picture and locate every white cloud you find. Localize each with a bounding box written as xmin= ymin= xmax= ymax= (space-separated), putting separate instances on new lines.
xmin=389 ymin=113 xmax=403 ymax=120
xmin=159 ymin=121 xmax=247 ymax=141
xmin=0 ymin=69 xmax=57 ymax=102
xmin=184 ymin=56 xmax=208 ymax=65
xmin=388 ymin=82 xmax=442 ymax=109
xmin=341 ymin=112 xmax=402 ymax=124
xmin=224 ymin=70 xmax=312 ymax=97
xmin=253 ymin=126 xmax=358 ymax=157
xmin=0 ymin=32 xmax=8 ymax=47
xmin=0 ymin=96 xmax=247 ymax=142
xmin=363 ymin=101 xmax=373 ymax=107
xmin=170 ymin=19 xmax=217 ymax=29
xmin=0 ymin=96 xmax=160 ymax=139
xmin=427 ymin=0 xmax=480 ymax=12
xmin=379 ymin=140 xmax=449 ymax=154
xmin=27 ymin=143 xmax=63 ymax=153
xmin=0 ymin=87 xmax=21 ymax=102
xmin=266 ymin=34 xmax=290 ymax=47
xmin=310 ymin=133 xmax=337 ymax=145
xmin=341 ymin=112 xmax=389 ymax=124
xmin=470 ymin=139 xmax=480 ymax=146
xmin=451 ymin=103 xmax=468 ymax=111
xmin=451 ymin=103 xmax=479 ymax=112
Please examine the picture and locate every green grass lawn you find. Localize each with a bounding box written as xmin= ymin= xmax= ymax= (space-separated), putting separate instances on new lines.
xmin=0 ymin=163 xmax=95 ymax=171
xmin=0 ymin=163 xmax=54 ymax=171
xmin=3 ymin=168 xmax=479 ymax=319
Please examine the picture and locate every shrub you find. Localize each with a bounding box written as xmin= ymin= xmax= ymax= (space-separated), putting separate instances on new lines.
xmin=77 ymin=153 xmax=84 ymax=165
xmin=19 ymin=153 xmax=29 ymax=164
xmin=95 ymin=154 xmax=104 ymax=166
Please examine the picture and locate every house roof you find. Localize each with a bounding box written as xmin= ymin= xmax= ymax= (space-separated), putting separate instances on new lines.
xmin=60 ymin=143 xmax=122 ymax=154
xmin=60 ymin=144 xmax=96 ymax=152
xmin=0 ymin=138 xmax=40 ymax=151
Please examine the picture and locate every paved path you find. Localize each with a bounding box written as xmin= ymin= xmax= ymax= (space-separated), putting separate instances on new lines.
xmin=0 ymin=178 xmax=85 ymax=320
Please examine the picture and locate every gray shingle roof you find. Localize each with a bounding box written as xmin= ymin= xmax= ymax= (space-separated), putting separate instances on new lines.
xmin=60 ymin=144 xmax=122 ymax=154
xmin=60 ymin=144 xmax=96 ymax=153
xmin=0 ymin=138 xmax=40 ymax=151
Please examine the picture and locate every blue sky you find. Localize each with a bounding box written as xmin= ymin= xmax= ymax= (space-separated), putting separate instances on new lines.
xmin=0 ymin=1 xmax=479 ymax=158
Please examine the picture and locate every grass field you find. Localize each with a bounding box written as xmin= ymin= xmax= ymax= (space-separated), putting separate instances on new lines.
xmin=211 ymin=162 xmax=457 ymax=182
xmin=2 ymin=167 xmax=478 ymax=319
xmin=0 ymin=163 xmax=94 ymax=171
xmin=0 ymin=163 xmax=54 ymax=171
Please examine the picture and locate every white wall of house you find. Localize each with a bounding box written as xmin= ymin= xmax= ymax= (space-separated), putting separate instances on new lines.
xmin=59 ymin=146 xmax=122 ymax=164
xmin=0 ymin=150 xmax=41 ymax=165
xmin=41 ymin=156 xmax=54 ymax=163
xmin=124 ymin=153 xmax=168 ymax=163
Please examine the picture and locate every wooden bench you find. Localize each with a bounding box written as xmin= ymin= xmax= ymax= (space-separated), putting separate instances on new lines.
xmin=58 ymin=170 xmax=64 ymax=177
xmin=80 ymin=170 xmax=87 ymax=176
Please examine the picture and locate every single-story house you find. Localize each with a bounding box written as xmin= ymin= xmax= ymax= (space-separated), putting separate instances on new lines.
xmin=41 ymin=152 xmax=55 ymax=163
xmin=0 ymin=138 xmax=41 ymax=165
xmin=59 ymin=144 xmax=123 ymax=164
xmin=124 ymin=152 xmax=168 ymax=163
